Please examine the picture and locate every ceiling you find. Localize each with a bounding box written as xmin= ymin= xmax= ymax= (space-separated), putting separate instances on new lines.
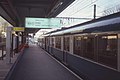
xmin=0 ymin=0 xmax=75 ymax=33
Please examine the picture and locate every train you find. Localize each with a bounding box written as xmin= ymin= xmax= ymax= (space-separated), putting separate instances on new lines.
xmin=38 ymin=12 xmax=120 ymax=80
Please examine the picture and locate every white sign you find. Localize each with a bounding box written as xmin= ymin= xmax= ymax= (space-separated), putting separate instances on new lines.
xmin=25 ymin=18 xmax=61 ymax=28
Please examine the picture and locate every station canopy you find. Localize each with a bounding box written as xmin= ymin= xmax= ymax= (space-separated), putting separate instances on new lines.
xmin=0 ymin=0 xmax=75 ymax=33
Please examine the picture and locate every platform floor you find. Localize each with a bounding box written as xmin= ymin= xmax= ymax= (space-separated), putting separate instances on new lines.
xmin=10 ymin=45 xmax=81 ymax=80
xmin=0 ymin=52 xmax=19 ymax=80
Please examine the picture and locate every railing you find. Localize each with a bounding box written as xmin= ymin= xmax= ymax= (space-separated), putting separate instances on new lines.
xmin=0 ymin=42 xmax=26 ymax=60
xmin=0 ymin=43 xmax=6 ymax=60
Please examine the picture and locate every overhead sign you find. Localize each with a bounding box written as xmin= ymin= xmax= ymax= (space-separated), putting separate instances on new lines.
xmin=13 ymin=27 xmax=24 ymax=32
xmin=25 ymin=17 xmax=61 ymax=28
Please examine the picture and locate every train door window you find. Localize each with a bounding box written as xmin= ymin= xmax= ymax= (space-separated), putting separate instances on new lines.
xmin=82 ymin=36 xmax=95 ymax=60
xmin=74 ymin=36 xmax=82 ymax=56
xmin=42 ymin=38 xmax=43 ymax=44
xmin=47 ymin=37 xmax=50 ymax=46
xmin=51 ymin=37 xmax=55 ymax=48
xmin=42 ymin=38 xmax=44 ymax=44
xmin=98 ymin=35 xmax=117 ymax=69
xmin=41 ymin=38 xmax=43 ymax=46
xmin=55 ymin=37 xmax=61 ymax=49
xmin=46 ymin=37 xmax=48 ymax=46
xmin=42 ymin=38 xmax=45 ymax=44
xmin=50 ymin=37 xmax=52 ymax=47
xmin=64 ymin=37 xmax=70 ymax=52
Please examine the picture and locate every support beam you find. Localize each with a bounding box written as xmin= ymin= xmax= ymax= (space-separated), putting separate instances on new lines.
xmin=14 ymin=3 xmax=48 ymax=8
xmin=5 ymin=0 xmax=21 ymax=25
xmin=6 ymin=27 xmax=12 ymax=64
xmin=13 ymin=0 xmax=53 ymax=5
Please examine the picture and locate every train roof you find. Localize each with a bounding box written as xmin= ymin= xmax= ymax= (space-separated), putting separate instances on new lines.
xmin=45 ymin=12 xmax=120 ymax=36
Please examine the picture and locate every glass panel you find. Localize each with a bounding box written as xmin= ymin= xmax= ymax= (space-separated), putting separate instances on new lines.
xmin=98 ymin=35 xmax=117 ymax=69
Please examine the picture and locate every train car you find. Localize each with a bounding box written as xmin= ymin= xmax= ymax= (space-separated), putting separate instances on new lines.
xmin=39 ymin=12 xmax=120 ymax=80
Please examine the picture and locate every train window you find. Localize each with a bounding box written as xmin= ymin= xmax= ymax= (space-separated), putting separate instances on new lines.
xmin=82 ymin=36 xmax=95 ymax=60
xmin=98 ymin=35 xmax=117 ymax=69
xmin=55 ymin=37 xmax=61 ymax=49
xmin=74 ymin=36 xmax=83 ymax=56
xmin=64 ymin=37 xmax=70 ymax=52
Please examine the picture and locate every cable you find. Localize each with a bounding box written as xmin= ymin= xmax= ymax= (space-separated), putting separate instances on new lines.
xmin=69 ymin=0 xmax=83 ymax=8
xmin=98 ymin=3 xmax=120 ymax=16
xmin=58 ymin=0 xmax=92 ymax=17
xmin=58 ymin=0 xmax=120 ymax=18
xmin=61 ymin=0 xmax=87 ymax=14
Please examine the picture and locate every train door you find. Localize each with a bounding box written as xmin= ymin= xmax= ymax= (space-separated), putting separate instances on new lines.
xmin=48 ymin=37 xmax=50 ymax=52
xmin=49 ymin=37 xmax=52 ymax=54
xmin=46 ymin=37 xmax=49 ymax=50
xmin=63 ymin=36 xmax=70 ymax=64
xmin=47 ymin=37 xmax=49 ymax=52
xmin=73 ymin=35 xmax=83 ymax=56
xmin=43 ymin=38 xmax=46 ymax=49
xmin=42 ymin=38 xmax=44 ymax=48
xmin=45 ymin=37 xmax=48 ymax=50
xmin=82 ymin=35 xmax=95 ymax=60
xmin=50 ymin=37 xmax=55 ymax=55
xmin=44 ymin=37 xmax=46 ymax=49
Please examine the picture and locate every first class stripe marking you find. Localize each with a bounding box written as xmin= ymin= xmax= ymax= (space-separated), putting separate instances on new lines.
xmin=13 ymin=27 xmax=24 ymax=31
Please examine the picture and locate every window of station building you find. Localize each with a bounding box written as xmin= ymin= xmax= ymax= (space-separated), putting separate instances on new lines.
xmin=0 ymin=17 xmax=12 ymax=43
xmin=0 ymin=16 xmax=13 ymax=57
xmin=82 ymin=36 xmax=95 ymax=60
xmin=55 ymin=37 xmax=61 ymax=49
xmin=74 ymin=36 xmax=83 ymax=56
xmin=63 ymin=37 xmax=70 ymax=52
xmin=97 ymin=35 xmax=117 ymax=69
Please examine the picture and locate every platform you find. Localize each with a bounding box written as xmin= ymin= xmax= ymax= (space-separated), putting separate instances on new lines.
xmin=8 ymin=44 xmax=82 ymax=80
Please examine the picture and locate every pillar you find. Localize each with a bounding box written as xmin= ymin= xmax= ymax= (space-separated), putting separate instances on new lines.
xmin=6 ymin=27 xmax=12 ymax=64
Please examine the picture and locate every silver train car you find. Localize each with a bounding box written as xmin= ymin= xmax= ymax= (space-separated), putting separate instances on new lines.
xmin=38 ymin=12 xmax=120 ymax=80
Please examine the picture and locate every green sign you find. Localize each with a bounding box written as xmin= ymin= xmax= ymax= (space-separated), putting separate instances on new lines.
xmin=25 ymin=17 xmax=61 ymax=28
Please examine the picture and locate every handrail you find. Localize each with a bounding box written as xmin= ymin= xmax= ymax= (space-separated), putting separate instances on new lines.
xmin=0 ymin=43 xmax=6 ymax=60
